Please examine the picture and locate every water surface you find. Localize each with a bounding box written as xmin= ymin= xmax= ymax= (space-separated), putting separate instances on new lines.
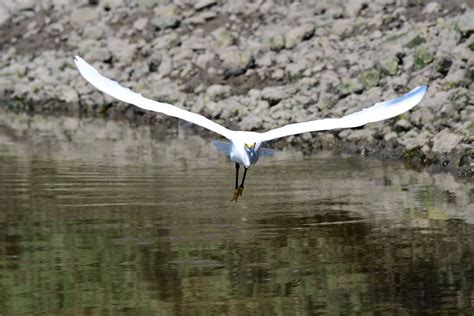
xmin=0 ymin=112 xmax=473 ymax=314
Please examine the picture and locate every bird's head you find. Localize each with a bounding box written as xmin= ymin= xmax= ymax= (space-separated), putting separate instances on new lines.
xmin=244 ymin=142 xmax=257 ymax=157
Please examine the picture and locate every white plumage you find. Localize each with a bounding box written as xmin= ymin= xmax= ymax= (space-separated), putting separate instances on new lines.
xmin=74 ymin=55 xmax=427 ymax=201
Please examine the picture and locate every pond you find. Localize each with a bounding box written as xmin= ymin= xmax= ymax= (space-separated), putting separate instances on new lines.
xmin=0 ymin=111 xmax=473 ymax=314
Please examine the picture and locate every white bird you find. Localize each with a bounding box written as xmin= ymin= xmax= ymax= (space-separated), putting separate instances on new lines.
xmin=74 ymin=56 xmax=428 ymax=202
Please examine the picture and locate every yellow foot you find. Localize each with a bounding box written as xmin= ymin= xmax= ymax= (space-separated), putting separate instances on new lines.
xmin=231 ymin=189 xmax=239 ymax=202
xmin=231 ymin=187 xmax=244 ymax=202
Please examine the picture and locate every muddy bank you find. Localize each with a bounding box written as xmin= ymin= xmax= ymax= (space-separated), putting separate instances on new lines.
xmin=0 ymin=0 xmax=472 ymax=177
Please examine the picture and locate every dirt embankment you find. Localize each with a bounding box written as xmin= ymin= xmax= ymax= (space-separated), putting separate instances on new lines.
xmin=0 ymin=0 xmax=472 ymax=177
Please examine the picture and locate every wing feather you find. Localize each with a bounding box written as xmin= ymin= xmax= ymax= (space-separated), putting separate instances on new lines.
xmin=258 ymin=147 xmax=274 ymax=158
xmin=212 ymin=140 xmax=232 ymax=156
xmin=74 ymin=56 xmax=234 ymax=139
xmin=260 ymin=85 xmax=427 ymax=141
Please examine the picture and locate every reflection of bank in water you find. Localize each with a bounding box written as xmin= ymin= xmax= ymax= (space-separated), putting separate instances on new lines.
xmin=0 ymin=108 xmax=471 ymax=221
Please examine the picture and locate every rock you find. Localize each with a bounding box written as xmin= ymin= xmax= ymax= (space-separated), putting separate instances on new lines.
xmin=149 ymin=79 xmax=185 ymax=103
xmin=259 ymin=1 xmax=272 ymax=14
xmin=129 ymin=62 xmax=149 ymax=81
xmin=346 ymin=128 xmax=375 ymax=142
xmin=451 ymin=88 xmax=473 ymax=111
xmin=331 ymin=19 xmax=352 ymax=37
xmin=294 ymin=94 xmax=312 ymax=107
xmin=344 ymin=0 xmax=367 ymax=17
xmin=180 ymin=63 xmax=193 ymax=77
xmin=262 ymin=30 xmax=285 ymax=51
xmin=185 ymin=15 xmax=206 ymax=25
xmin=379 ymin=56 xmax=399 ymax=76
xmin=313 ymin=132 xmax=336 ymax=148
xmin=338 ymin=78 xmax=363 ymax=97
xmin=436 ymin=57 xmax=453 ymax=76
xmin=226 ymin=2 xmax=243 ymax=14
xmin=423 ymin=2 xmax=440 ymax=15
xmin=61 ymin=87 xmax=79 ymax=103
xmin=261 ymin=86 xmax=295 ymax=105
xmin=424 ymin=90 xmax=449 ymax=114
xmin=70 ymin=7 xmax=99 ymax=27
xmin=359 ymin=69 xmax=380 ymax=89
xmin=107 ymin=37 xmax=135 ymax=63
xmin=158 ymin=54 xmax=173 ymax=76
xmin=0 ymin=6 xmax=10 ymax=25
xmin=27 ymin=21 xmax=38 ymax=33
xmin=413 ymin=47 xmax=434 ymax=69
xmin=440 ymin=103 xmax=459 ymax=121
xmin=0 ymin=76 xmax=8 ymax=98
xmin=153 ymin=33 xmax=180 ymax=49
xmin=284 ymin=24 xmax=315 ymax=49
xmin=328 ymin=6 xmax=344 ymax=19
xmin=195 ymin=52 xmax=215 ymax=68
xmin=271 ymin=69 xmax=285 ymax=80
xmin=194 ymin=0 xmax=217 ymax=11
xmin=101 ymin=0 xmax=123 ymax=9
xmin=370 ymin=29 xmax=383 ymax=40
xmin=456 ymin=10 xmax=474 ymax=37
xmin=275 ymin=51 xmax=291 ymax=65
xmin=206 ymin=84 xmax=230 ymax=101
xmin=395 ymin=119 xmax=412 ymax=132
xmin=256 ymin=52 xmax=273 ymax=67
xmin=217 ymin=47 xmax=254 ymax=77
xmin=0 ymin=1 xmax=35 ymax=25
xmin=154 ymin=4 xmax=178 ymax=16
xmin=248 ymin=89 xmax=261 ymax=100
xmin=9 ymin=63 xmax=27 ymax=77
xmin=135 ymin=0 xmax=160 ymax=7
xmin=152 ymin=15 xmax=180 ymax=30
xmin=316 ymin=94 xmax=336 ymax=111
xmin=153 ymin=8 xmax=181 ymax=31
xmin=286 ymin=60 xmax=308 ymax=78
xmin=202 ymin=9 xmax=218 ymax=20
xmin=432 ymin=129 xmax=462 ymax=153
xmin=218 ymin=98 xmax=243 ymax=120
xmin=384 ymin=131 xmax=398 ymax=142
xmin=211 ymin=27 xmax=235 ymax=47
xmin=83 ymin=46 xmax=112 ymax=62
xmin=403 ymin=130 xmax=432 ymax=150
xmin=436 ymin=26 xmax=461 ymax=54
xmin=415 ymin=131 xmax=432 ymax=149
xmin=79 ymin=22 xmax=104 ymax=40
xmin=240 ymin=115 xmax=263 ymax=131
xmin=298 ymin=77 xmax=319 ymax=88
xmin=406 ymin=35 xmax=426 ymax=48
xmin=443 ymin=68 xmax=466 ymax=89
xmin=133 ymin=17 xmax=148 ymax=31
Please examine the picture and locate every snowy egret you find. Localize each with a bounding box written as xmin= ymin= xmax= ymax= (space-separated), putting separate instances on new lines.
xmin=74 ymin=56 xmax=427 ymax=202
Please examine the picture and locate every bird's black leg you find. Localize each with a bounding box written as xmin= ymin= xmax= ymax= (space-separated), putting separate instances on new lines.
xmin=235 ymin=163 xmax=240 ymax=189
xmin=238 ymin=167 xmax=248 ymax=197
xmin=231 ymin=163 xmax=240 ymax=202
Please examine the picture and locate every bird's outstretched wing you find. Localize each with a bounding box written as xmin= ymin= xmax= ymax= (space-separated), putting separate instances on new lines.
xmin=74 ymin=56 xmax=234 ymax=139
xmin=260 ymin=85 xmax=427 ymax=142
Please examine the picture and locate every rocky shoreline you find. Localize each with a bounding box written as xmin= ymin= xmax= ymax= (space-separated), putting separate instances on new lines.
xmin=0 ymin=0 xmax=472 ymax=178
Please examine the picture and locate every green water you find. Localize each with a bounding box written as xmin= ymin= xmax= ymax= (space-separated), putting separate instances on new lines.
xmin=0 ymin=111 xmax=473 ymax=315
